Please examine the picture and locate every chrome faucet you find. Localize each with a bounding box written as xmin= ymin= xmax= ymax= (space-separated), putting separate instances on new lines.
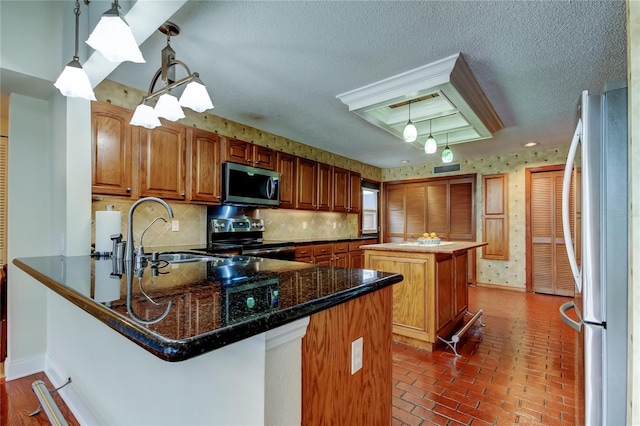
xmin=138 ymin=216 xmax=168 ymax=257
xmin=124 ymin=197 xmax=174 ymax=264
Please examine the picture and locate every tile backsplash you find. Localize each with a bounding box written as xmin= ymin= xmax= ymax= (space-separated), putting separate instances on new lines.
xmin=92 ymin=197 xmax=358 ymax=250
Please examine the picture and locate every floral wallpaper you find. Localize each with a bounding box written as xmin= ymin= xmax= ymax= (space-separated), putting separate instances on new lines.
xmin=382 ymin=146 xmax=571 ymax=290
xmin=93 ymin=79 xmax=570 ymax=291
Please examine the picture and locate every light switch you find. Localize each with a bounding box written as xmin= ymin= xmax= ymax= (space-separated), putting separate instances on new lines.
xmin=172 ymin=220 xmax=179 ymax=232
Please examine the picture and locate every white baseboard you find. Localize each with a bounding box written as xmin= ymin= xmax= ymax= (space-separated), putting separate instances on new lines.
xmin=45 ymin=355 xmax=100 ymax=426
xmin=4 ymin=353 xmax=45 ymax=380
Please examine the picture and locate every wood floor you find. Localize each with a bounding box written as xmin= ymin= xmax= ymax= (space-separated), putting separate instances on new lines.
xmin=392 ymin=285 xmax=578 ymax=425
xmin=1 ymin=286 xmax=576 ymax=426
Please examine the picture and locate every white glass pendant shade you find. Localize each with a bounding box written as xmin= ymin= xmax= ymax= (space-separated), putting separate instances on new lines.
xmin=441 ymin=145 xmax=454 ymax=163
xmin=86 ymin=15 xmax=145 ymax=63
xmin=54 ymin=58 xmax=96 ymax=101
xmin=154 ymin=94 xmax=185 ymax=121
xmin=130 ymin=103 xmax=161 ymax=129
xmin=424 ymin=135 xmax=437 ymax=154
xmin=403 ymin=121 xmax=417 ymax=142
xmin=179 ymin=80 xmax=214 ymax=112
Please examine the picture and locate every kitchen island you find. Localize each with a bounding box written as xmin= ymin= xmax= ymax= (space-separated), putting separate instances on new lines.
xmin=13 ymin=253 xmax=402 ymax=425
xmin=364 ymin=241 xmax=486 ymax=351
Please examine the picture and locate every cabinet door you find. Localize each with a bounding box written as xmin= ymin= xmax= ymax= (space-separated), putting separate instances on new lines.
xmin=348 ymin=250 xmax=364 ymax=268
xmin=253 ymin=145 xmax=276 ymax=170
xmin=224 ymin=137 xmax=252 ymax=165
xmin=316 ymin=163 xmax=332 ymax=211
xmin=188 ymin=128 xmax=221 ymax=204
xmin=332 ymin=167 xmax=349 ymax=212
xmin=334 ymin=252 xmax=348 ymax=267
xmin=138 ymin=121 xmax=186 ymax=200
xmin=349 ymin=172 xmax=362 ymax=213
xmin=277 ymin=152 xmax=297 ymax=209
xmin=296 ymin=158 xmax=317 ymax=210
xmin=453 ymin=251 xmax=468 ymax=316
xmin=435 ymin=255 xmax=454 ymax=331
xmin=406 ymin=183 xmax=427 ymax=239
xmin=91 ymin=102 xmax=133 ymax=196
xmin=425 ymin=181 xmax=448 ymax=238
xmin=449 ymin=178 xmax=474 ymax=241
xmin=385 ymin=185 xmax=406 ymax=240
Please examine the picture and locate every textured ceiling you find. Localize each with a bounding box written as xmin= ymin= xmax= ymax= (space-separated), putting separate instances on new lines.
xmin=108 ymin=1 xmax=627 ymax=169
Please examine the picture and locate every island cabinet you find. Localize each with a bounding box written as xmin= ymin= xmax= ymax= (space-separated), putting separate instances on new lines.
xmin=364 ymin=241 xmax=486 ymax=351
xmin=223 ymin=137 xmax=276 ymax=170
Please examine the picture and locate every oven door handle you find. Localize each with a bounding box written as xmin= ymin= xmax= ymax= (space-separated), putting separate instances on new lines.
xmin=243 ymin=246 xmax=295 ymax=256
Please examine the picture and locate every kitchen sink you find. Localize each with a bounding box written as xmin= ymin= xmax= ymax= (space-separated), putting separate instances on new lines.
xmin=154 ymin=252 xmax=230 ymax=264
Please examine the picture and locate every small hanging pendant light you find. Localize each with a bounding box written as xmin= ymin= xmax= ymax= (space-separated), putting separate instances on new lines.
xmin=403 ymin=100 xmax=417 ymax=143
xmin=424 ymin=119 xmax=437 ymax=154
xmin=441 ymin=134 xmax=453 ymax=163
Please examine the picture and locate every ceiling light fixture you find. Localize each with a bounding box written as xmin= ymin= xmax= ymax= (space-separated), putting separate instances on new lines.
xmin=403 ymin=101 xmax=417 ymax=143
xmin=130 ymin=22 xmax=214 ymax=129
xmin=53 ymin=0 xmax=96 ymax=101
xmin=85 ymin=0 xmax=145 ymax=63
xmin=424 ymin=119 xmax=437 ymax=154
xmin=441 ymin=134 xmax=453 ymax=163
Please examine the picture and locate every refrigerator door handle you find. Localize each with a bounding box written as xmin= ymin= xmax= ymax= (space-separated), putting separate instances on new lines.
xmin=559 ymin=301 xmax=582 ymax=332
xmin=562 ymin=119 xmax=582 ymax=292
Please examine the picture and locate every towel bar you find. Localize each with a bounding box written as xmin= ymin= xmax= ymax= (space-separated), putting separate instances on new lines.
xmin=438 ymin=309 xmax=485 ymax=357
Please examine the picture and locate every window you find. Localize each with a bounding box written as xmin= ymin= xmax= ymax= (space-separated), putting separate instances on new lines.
xmin=362 ymin=188 xmax=379 ymax=234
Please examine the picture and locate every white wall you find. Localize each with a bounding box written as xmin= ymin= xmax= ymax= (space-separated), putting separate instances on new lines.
xmin=6 ymin=94 xmax=56 ymax=376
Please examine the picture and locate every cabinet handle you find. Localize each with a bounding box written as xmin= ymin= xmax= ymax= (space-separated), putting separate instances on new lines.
xmin=181 ymin=192 xmax=185 ymax=197
xmin=126 ymin=187 xmax=131 ymax=192
xmin=247 ymin=159 xmax=251 ymax=163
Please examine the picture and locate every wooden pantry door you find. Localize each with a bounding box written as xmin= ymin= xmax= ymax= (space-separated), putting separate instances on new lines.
xmin=526 ymin=166 xmax=575 ymax=296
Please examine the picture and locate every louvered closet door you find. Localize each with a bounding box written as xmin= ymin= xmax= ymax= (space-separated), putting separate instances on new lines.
xmin=530 ymin=171 xmax=575 ymax=296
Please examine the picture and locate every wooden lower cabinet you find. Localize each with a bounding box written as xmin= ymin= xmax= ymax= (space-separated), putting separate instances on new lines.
xmin=302 ymin=286 xmax=392 ymax=425
xmin=365 ymin=248 xmax=469 ymax=351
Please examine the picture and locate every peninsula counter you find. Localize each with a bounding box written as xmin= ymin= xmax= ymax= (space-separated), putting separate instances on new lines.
xmin=364 ymin=241 xmax=486 ymax=351
xmin=13 ymin=253 xmax=402 ymax=425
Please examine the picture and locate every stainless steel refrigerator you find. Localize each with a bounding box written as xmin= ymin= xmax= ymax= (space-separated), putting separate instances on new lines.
xmin=559 ymin=81 xmax=628 ymax=425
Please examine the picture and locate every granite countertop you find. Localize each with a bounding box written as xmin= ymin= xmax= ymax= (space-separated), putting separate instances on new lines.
xmin=13 ymin=252 xmax=401 ymax=362
xmin=364 ymin=241 xmax=488 ymax=254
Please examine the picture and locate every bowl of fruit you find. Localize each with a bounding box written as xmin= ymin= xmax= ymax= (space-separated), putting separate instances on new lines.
xmin=417 ymin=232 xmax=441 ymax=246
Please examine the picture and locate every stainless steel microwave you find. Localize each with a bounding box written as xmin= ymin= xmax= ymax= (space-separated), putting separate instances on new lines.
xmin=222 ymin=162 xmax=280 ymax=207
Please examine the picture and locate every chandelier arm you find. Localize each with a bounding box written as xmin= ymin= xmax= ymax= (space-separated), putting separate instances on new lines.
xmin=142 ymin=71 xmax=199 ymax=103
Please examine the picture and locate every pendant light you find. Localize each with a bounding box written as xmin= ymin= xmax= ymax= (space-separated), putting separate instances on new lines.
xmin=86 ymin=0 xmax=145 ymax=63
xmin=403 ymin=101 xmax=417 ymax=143
xmin=130 ymin=22 xmax=214 ymax=129
xmin=441 ymin=134 xmax=454 ymax=163
xmin=54 ymin=0 xmax=96 ymax=101
xmin=424 ymin=119 xmax=437 ymax=154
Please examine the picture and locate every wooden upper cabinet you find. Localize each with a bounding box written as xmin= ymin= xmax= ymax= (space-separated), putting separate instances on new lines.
xmin=349 ymin=171 xmax=362 ymax=213
xmin=333 ymin=167 xmax=362 ymax=213
xmin=406 ymin=183 xmax=427 ymax=238
xmin=91 ymin=102 xmax=133 ymax=197
xmin=188 ymin=128 xmax=221 ymax=204
xmin=316 ymin=162 xmax=332 ymax=211
xmin=332 ymin=167 xmax=350 ymax=212
xmin=296 ymin=158 xmax=317 ymax=209
xmin=385 ymin=185 xmax=406 ymax=241
xmin=223 ymin=137 xmax=276 ymax=170
xmin=277 ymin=152 xmax=297 ymax=209
xmin=138 ymin=121 xmax=187 ymax=200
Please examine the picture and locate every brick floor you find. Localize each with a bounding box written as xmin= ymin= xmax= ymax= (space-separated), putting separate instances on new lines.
xmin=392 ymin=286 xmax=578 ymax=425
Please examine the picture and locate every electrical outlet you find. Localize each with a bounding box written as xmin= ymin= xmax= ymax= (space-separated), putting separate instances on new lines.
xmin=351 ymin=337 xmax=363 ymax=374
xmin=303 ymin=221 xmax=307 ymax=229
xmin=333 ymin=222 xmax=337 ymax=229
xmin=171 ymin=220 xmax=179 ymax=232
